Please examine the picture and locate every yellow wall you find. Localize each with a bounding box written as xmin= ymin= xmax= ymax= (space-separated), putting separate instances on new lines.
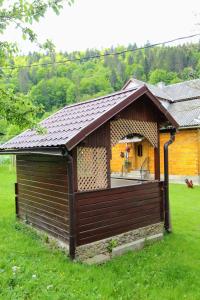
xmin=111 ymin=129 xmax=200 ymax=176
xmin=159 ymin=129 xmax=199 ymax=176
xmin=111 ymin=143 xmax=126 ymax=173
xmin=111 ymin=140 xmax=154 ymax=173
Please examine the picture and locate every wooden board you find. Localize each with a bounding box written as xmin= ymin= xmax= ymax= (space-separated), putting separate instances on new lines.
xmin=16 ymin=155 xmax=69 ymax=241
xmin=75 ymin=181 xmax=164 ymax=245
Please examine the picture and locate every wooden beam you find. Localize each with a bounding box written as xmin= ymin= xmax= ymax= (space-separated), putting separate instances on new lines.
xmin=197 ymin=129 xmax=200 ymax=184
xmin=154 ymin=126 xmax=160 ymax=180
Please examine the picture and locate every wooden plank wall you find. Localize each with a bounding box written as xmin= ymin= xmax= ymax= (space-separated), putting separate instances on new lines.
xmin=118 ymin=95 xmax=166 ymax=123
xmin=16 ymin=155 xmax=69 ymax=242
xmin=75 ymin=182 xmax=164 ymax=245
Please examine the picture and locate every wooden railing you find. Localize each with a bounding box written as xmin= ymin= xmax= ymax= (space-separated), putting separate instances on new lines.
xmin=75 ymin=181 xmax=164 ymax=246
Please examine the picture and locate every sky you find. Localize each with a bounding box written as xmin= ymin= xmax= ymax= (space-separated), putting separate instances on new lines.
xmin=2 ymin=0 xmax=200 ymax=53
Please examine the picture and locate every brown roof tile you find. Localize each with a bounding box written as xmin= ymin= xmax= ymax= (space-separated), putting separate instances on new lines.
xmin=1 ymin=88 xmax=135 ymax=150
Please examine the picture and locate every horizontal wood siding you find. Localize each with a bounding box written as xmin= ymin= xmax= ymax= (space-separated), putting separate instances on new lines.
xmin=16 ymin=155 xmax=69 ymax=242
xmin=75 ymin=182 xmax=164 ymax=245
xmin=119 ymin=95 xmax=165 ymax=123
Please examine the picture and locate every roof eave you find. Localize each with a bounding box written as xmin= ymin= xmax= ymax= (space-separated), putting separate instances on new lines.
xmin=0 ymin=146 xmax=64 ymax=156
xmin=178 ymin=125 xmax=200 ymax=130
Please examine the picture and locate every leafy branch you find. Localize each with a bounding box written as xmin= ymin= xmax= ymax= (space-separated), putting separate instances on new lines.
xmin=0 ymin=87 xmax=43 ymax=129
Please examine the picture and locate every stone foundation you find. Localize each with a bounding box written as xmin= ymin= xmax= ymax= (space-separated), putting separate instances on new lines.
xmin=76 ymin=222 xmax=164 ymax=260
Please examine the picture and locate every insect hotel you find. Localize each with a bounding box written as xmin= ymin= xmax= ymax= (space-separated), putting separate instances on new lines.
xmin=0 ymin=85 xmax=178 ymax=260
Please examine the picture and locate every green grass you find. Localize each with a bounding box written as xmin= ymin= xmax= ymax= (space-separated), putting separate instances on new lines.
xmin=0 ymin=166 xmax=200 ymax=300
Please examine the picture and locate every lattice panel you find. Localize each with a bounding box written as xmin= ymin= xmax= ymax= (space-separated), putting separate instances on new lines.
xmin=111 ymin=119 xmax=158 ymax=147
xmin=77 ymin=146 xmax=108 ymax=191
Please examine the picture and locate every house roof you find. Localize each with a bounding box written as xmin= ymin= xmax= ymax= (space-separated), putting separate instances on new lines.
xmin=163 ymin=79 xmax=200 ymax=101
xmin=0 ymin=85 xmax=178 ymax=152
xmin=168 ymin=99 xmax=200 ymax=127
xmin=123 ymin=79 xmax=172 ymax=100
xmin=123 ymin=78 xmax=200 ymax=128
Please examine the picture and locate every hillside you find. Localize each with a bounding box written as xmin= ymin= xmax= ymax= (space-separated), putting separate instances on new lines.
xmin=1 ymin=42 xmax=200 ymax=139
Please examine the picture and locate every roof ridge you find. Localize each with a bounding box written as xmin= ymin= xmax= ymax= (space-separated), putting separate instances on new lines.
xmin=126 ymin=78 xmax=173 ymax=101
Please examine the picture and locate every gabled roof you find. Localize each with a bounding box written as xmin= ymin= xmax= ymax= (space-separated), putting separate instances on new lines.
xmin=0 ymin=85 xmax=178 ymax=152
xmin=123 ymin=78 xmax=200 ymax=128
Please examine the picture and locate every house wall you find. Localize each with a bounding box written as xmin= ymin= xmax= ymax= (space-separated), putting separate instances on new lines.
xmin=111 ymin=143 xmax=133 ymax=173
xmin=111 ymin=140 xmax=152 ymax=173
xmin=111 ymin=129 xmax=200 ymax=183
xmin=159 ymin=129 xmax=199 ymax=176
xmin=15 ymin=155 xmax=70 ymax=242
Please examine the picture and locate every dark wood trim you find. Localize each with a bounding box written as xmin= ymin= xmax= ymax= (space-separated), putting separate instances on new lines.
xmin=0 ymin=146 xmax=63 ymax=156
xmin=71 ymin=148 xmax=78 ymax=192
xmin=106 ymin=122 xmax=111 ymax=189
xmin=65 ymin=151 xmax=76 ymax=260
xmin=154 ymin=125 xmax=160 ymax=180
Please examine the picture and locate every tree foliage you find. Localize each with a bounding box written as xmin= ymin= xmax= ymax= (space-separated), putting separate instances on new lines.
xmin=0 ymin=0 xmax=73 ymax=136
xmin=1 ymin=15 xmax=200 ymax=139
xmin=0 ymin=87 xmax=42 ymax=134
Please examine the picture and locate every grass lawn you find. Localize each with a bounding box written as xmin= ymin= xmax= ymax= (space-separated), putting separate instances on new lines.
xmin=0 ymin=166 xmax=200 ymax=300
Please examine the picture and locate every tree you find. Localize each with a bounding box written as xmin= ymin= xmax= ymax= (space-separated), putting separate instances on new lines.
xmin=0 ymin=87 xmax=42 ymax=130
xmin=30 ymin=77 xmax=75 ymax=111
xmin=0 ymin=0 xmax=73 ymax=131
xmin=0 ymin=1 xmax=73 ymax=47
xmin=149 ymin=69 xmax=180 ymax=84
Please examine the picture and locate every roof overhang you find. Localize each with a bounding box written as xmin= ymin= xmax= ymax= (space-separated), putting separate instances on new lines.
xmin=0 ymin=146 xmax=64 ymax=156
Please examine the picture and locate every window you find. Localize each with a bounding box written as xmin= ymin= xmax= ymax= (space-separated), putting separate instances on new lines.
xmin=137 ymin=144 xmax=143 ymax=157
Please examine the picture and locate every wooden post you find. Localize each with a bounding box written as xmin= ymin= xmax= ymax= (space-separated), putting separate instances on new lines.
xmin=65 ymin=152 xmax=76 ymax=260
xmin=154 ymin=126 xmax=160 ymax=180
xmin=107 ymin=122 xmax=111 ymax=189
xmin=15 ymin=182 xmax=19 ymax=218
xmin=197 ymin=129 xmax=200 ymax=185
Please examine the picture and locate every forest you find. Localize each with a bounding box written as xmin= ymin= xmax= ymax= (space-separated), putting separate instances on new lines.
xmin=1 ymin=41 xmax=200 ymax=141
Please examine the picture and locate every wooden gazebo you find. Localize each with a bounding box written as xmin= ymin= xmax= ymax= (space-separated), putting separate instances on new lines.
xmin=0 ymin=85 xmax=178 ymax=260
